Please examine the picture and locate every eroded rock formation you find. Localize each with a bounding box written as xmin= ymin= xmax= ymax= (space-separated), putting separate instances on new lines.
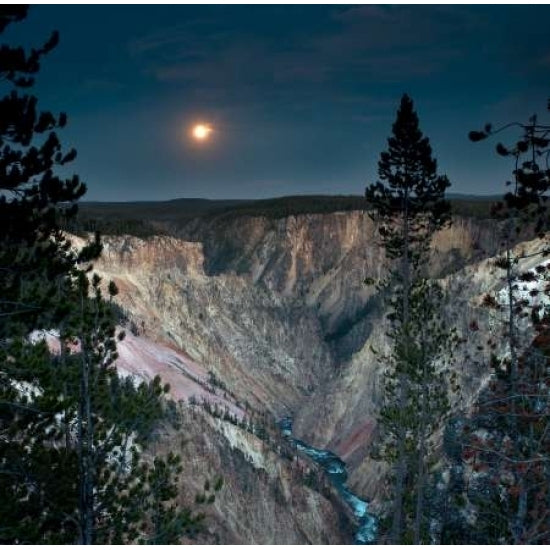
xmin=79 ymin=209 xmax=538 ymax=541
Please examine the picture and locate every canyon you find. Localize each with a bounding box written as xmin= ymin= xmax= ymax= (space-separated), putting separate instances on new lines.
xmin=80 ymin=204 xmax=540 ymax=543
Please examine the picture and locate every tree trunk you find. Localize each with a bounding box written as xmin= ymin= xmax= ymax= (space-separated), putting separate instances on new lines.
xmin=413 ymin=344 xmax=428 ymax=544
xmin=390 ymin=188 xmax=411 ymax=544
xmin=77 ymin=292 xmax=94 ymax=544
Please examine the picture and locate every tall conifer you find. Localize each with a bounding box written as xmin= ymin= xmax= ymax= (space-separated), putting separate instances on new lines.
xmin=0 ymin=7 xmax=199 ymax=543
xmin=366 ymin=94 xmax=453 ymax=543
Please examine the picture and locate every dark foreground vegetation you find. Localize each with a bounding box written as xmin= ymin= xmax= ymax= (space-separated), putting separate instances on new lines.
xmin=365 ymin=94 xmax=550 ymax=544
xmin=0 ymin=6 xmax=204 ymax=543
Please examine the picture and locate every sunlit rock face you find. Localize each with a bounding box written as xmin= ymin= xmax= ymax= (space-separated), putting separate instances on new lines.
xmin=94 ymin=212 xmax=499 ymax=410
xmin=83 ymin=209 xmax=532 ymax=529
xmin=95 ymin=233 xmax=335 ymax=413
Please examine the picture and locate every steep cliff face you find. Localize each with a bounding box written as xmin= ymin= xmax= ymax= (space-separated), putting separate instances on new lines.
xmin=96 ymin=233 xmax=333 ymax=413
xmin=98 ymin=321 xmax=352 ymax=544
xmin=164 ymin=409 xmax=351 ymax=544
xmin=87 ymin=209 xmax=523 ymax=529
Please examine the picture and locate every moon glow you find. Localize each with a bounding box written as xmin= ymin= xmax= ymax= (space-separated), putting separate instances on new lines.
xmin=192 ymin=123 xmax=213 ymax=141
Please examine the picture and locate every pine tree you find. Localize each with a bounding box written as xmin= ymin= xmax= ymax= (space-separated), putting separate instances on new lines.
xmin=0 ymin=5 xmax=90 ymax=541
xmin=365 ymin=94 xmax=453 ymax=543
xmin=0 ymin=7 xmax=199 ymax=543
xmin=136 ymin=453 xmax=206 ymax=544
xmin=441 ymin=99 xmax=550 ymax=544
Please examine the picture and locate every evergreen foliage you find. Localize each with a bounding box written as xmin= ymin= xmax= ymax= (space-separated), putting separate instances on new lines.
xmin=0 ymin=7 xmax=199 ymax=543
xmin=365 ymin=94 xmax=454 ymax=543
xmin=365 ymin=94 xmax=451 ymax=267
xmin=441 ymin=98 xmax=550 ymax=544
xmin=374 ymin=279 xmax=458 ymax=543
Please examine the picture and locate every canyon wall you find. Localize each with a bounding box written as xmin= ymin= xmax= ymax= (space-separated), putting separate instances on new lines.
xmin=84 ymin=209 xmax=530 ymax=537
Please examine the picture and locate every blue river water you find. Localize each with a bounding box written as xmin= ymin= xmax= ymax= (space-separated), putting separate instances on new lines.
xmin=279 ymin=418 xmax=377 ymax=544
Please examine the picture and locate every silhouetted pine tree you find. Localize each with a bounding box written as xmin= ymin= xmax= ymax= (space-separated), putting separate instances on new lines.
xmin=0 ymin=5 xmax=86 ymax=542
xmin=0 ymin=7 xmax=200 ymax=543
xmin=365 ymin=94 xmax=454 ymax=543
xmin=441 ymin=99 xmax=550 ymax=544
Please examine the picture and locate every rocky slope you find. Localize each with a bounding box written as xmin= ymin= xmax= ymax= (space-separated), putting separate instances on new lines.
xmin=152 ymin=403 xmax=351 ymax=544
xmin=81 ymin=208 xmax=540 ymax=539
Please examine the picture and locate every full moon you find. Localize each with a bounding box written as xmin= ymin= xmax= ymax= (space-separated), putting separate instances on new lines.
xmin=192 ymin=123 xmax=212 ymax=141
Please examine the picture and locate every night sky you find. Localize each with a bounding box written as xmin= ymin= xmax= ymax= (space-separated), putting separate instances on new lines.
xmin=4 ymin=4 xmax=550 ymax=201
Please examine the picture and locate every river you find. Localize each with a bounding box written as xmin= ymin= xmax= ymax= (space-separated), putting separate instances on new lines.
xmin=279 ymin=418 xmax=378 ymax=544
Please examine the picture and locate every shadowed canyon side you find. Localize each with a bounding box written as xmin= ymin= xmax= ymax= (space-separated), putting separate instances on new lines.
xmin=80 ymin=209 xmax=524 ymax=539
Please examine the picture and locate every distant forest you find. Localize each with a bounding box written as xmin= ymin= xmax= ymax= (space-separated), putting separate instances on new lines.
xmin=73 ymin=194 xmax=498 ymax=238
